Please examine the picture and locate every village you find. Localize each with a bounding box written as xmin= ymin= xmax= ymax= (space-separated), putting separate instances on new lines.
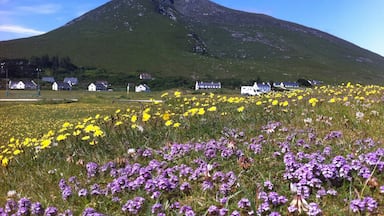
xmin=5 ymin=72 xmax=323 ymax=95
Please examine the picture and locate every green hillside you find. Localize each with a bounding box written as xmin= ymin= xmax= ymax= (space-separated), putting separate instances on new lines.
xmin=1 ymin=0 xmax=384 ymax=86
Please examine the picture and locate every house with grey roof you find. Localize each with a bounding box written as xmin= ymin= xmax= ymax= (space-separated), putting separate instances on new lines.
xmin=195 ymin=81 xmax=221 ymax=90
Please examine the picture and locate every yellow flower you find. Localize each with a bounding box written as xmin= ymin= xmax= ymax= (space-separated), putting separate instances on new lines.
xmin=13 ymin=149 xmax=22 ymax=155
xmin=142 ymin=112 xmax=151 ymax=122
xmin=165 ymin=120 xmax=173 ymax=126
xmin=174 ymin=91 xmax=181 ymax=98
xmin=81 ymin=136 xmax=91 ymax=141
xmin=40 ymin=139 xmax=52 ymax=149
xmin=1 ymin=157 xmax=9 ymax=167
xmin=115 ymin=109 xmax=121 ymax=114
xmin=56 ymin=134 xmax=67 ymax=141
xmin=308 ymin=98 xmax=319 ymax=107
xmin=207 ymin=106 xmax=217 ymax=112
xmin=162 ymin=113 xmax=171 ymax=121
xmin=272 ymin=100 xmax=279 ymax=106
xmin=173 ymin=122 xmax=181 ymax=128
xmin=93 ymin=129 xmax=104 ymax=137
xmin=198 ymin=108 xmax=205 ymax=115
xmin=62 ymin=122 xmax=72 ymax=128
xmin=237 ymin=106 xmax=245 ymax=112
xmin=115 ymin=121 xmax=123 ymax=126
xmin=84 ymin=124 xmax=96 ymax=133
xmin=256 ymin=101 xmax=262 ymax=106
xmin=297 ymin=95 xmax=303 ymax=100
xmin=281 ymin=101 xmax=289 ymax=107
xmin=73 ymin=130 xmax=81 ymax=136
xmin=131 ymin=115 xmax=138 ymax=123
xmin=328 ymin=98 xmax=336 ymax=103
xmin=161 ymin=92 xmax=169 ymax=98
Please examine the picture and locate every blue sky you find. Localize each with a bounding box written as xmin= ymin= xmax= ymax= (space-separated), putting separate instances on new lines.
xmin=0 ymin=0 xmax=383 ymax=56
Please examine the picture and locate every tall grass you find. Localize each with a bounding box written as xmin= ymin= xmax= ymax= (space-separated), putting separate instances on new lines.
xmin=0 ymin=84 xmax=383 ymax=215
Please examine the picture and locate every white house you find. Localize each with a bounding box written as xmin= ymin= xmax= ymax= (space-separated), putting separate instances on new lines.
xmin=9 ymin=80 xmax=25 ymax=90
xmin=9 ymin=80 xmax=37 ymax=90
xmin=135 ymin=84 xmax=151 ymax=92
xmin=241 ymin=82 xmax=271 ymax=96
xmin=52 ymin=82 xmax=71 ymax=91
xmin=88 ymin=82 xmax=108 ymax=91
xmin=195 ymin=81 xmax=221 ymax=90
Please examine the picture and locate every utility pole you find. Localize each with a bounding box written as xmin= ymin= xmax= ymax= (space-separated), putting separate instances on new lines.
xmin=1 ymin=62 xmax=8 ymax=96
xmin=36 ymin=68 xmax=41 ymax=96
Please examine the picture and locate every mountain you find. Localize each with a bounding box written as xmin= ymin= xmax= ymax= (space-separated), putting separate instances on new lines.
xmin=1 ymin=0 xmax=384 ymax=85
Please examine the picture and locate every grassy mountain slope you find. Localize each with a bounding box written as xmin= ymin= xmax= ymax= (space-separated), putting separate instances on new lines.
xmin=1 ymin=0 xmax=384 ymax=84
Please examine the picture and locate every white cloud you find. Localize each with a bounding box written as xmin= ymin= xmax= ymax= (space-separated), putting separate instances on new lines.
xmin=0 ymin=24 xmax=45 ymax=35
xmin=18 ymin=3 xmax=61 ymax=14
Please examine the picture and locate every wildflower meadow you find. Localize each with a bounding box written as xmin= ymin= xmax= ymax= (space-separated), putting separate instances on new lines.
xmin=0 ymin=83 xmax=383 ymax=215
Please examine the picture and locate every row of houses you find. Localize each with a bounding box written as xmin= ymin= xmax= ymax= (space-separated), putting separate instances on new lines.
xmin=7 ymin=79 xmax=152 ymax=93
xmin=6 ymin=77 xmax=321 ymax=94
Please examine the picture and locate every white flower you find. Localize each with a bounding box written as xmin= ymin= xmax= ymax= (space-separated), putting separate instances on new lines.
xmin=7 ymin=190 xmax=17 ymax=198
xmin=356 ymin=111 xmax=364 ymax=120
xmin=289 ymin=195 xmax=309 ymax=214
xmin=304 ymin=118 xmax=312 ymax=124
xmin=127 ymin=148 xmax=136 ymax=155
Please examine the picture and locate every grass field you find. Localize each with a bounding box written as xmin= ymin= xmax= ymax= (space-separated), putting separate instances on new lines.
xmin=0 ymin=84 xmax=383 ymax=215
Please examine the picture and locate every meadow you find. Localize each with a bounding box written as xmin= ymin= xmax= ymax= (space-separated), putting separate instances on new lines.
xmin=0 ymin=83 xmax=383 ymax=215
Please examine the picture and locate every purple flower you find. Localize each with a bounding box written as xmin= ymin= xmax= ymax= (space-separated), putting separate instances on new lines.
xmin=380 ymin=185 xmax=384 ymax=193
xmin=180 ymin=182 xmax=191 ymax=192
xmin=325 ymin=131 xmax=342 ymax=140
xmin=321 ymin=164 xmax=337 ymax=179
xmin=179 ymin=205 xmax=193 ymax=215
xmin=62 ymin=209 xmax=74 ymax=216
xmin=264 ymin=181 xmax=273 ymax=190
xmin=350 ymin=199 xmax=365 ymax=213
xmin=327 ymin=189 xmax=337 ymax=196
xmin=122 ymin=197 xmax=145 ymax=214
xmin=219 ymin=208 xmax=228 ymax=216
xmin=90 ymin=184 xmax=102 ymax=195
xmin=17 ymin=207 xmax=29 ymax=215
xmin=307 ymin=202 xmax=322 ymax=216
xmin=78 ymin=188 xmax=88 ymax=197
xmin=59 ymin=179 xmax=68 ymax=191
xmin=332 ymin=155 xmax=346 ymax=168
xmin=86 ymin=162 xmax=99 ymax=178
xmin=230 ymin=210 xmax=240 ymax=216
xmin=219 ymin=197 xmax=228 ymax=205
xmin=237 ymin=198 xmax=251 ymax=209
xmin=358 ymin=166 xmax=371 ymax=179
xmin=62 ymin=186 xmax=72 ymax=200
xmin=257 ymin=202 xmax=270 ymax=214
xmin=31 ymin=202 xmax=44 ymax=215
xmin=151 ymin=191 xmax=161 ymax=199
xmin=316 ymin=189 xmax=326 ymax=199
xmin=18 ymin=197 xmax=31 ymax=209
xmin=364 ymin=197 xmax=378 ymax=212
xmin=44 ymin=206 xmax=58 ymax=216
xmin=219 ymin=183 xmax=231 ymax=195
xmin=82 ymin=207 xmax=105 ymax=216
xmin=170 ymin=202 xmax=180 ymax=210
xmin=5 ymin=199 xmax=17 ymax=213
xmin=208 ymin=205 xmax=219 ymax=214
xmin=151 ymin=203 xmax=163 ymax=214
xmin=202 ymin=180 xmax=213 ymax=191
